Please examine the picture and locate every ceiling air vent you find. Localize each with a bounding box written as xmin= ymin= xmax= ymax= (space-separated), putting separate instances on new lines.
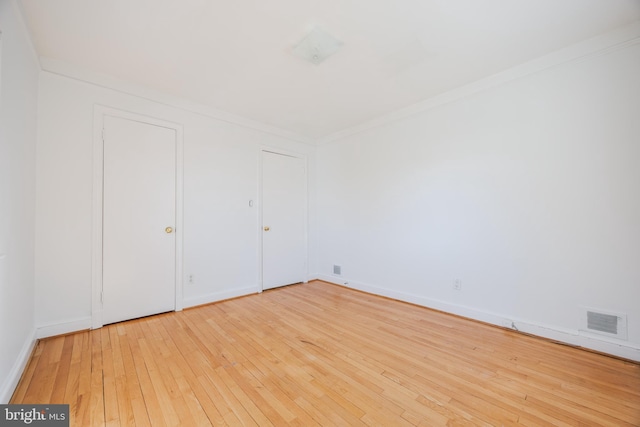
xmin=581 ymin=308 xmax=627 ymax=340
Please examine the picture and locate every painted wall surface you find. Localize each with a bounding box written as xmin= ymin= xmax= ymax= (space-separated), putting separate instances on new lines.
xmin=317 ymin=42 xmax=640 ymax=358
xmin=0 ymin=2 xmax=39 ymax=402
xmin=35 ymin=72 xmax=317 ymax=332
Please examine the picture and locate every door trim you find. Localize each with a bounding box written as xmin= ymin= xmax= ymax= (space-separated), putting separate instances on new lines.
xmin=258 ymin=147 xmax=309 ymax=291
xmin=92 ymin=106 xmax=184 ymax=329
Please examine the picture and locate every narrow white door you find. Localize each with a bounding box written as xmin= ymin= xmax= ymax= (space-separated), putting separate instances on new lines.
xmin=262 ymin=151 xmax=306 ymax=290
xmin=102 ymin=115 xmax=176 ymax=325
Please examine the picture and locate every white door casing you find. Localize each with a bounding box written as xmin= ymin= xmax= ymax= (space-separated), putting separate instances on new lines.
xmin=261 ymin=150 xmax=307 ymax=290
xmin=92 ymin=107 xmax=184 ymax=328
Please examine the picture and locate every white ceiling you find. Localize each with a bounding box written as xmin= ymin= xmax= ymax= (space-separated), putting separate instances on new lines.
xmin=18 ymin=0 xmax=640 ymax=141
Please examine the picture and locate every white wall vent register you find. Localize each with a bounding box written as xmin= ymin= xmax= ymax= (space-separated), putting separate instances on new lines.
xmin=581 ymin=308 xmax=628 ymax=340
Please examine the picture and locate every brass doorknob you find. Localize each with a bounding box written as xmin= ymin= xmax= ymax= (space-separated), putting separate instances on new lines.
xmin=263 ymin=226 xmax=270 ymax=231
xmin=165 ymin=227 xmax=173 ymax=233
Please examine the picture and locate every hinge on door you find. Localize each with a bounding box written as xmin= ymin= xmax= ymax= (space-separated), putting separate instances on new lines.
xmin=102 ymin=128 xmax=106 ymax=141
xmin=100 ymin=291 xmax=104 ymax=303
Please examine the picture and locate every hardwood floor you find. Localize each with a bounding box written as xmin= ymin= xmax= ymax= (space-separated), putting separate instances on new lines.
xmin=11 ymin=280 xmax=640 ymax=426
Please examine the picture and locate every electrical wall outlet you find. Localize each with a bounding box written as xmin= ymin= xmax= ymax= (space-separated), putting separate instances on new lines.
xmin=453 ymin=279 xmax=462 ymax=291
xmin=188 ymin=274 xmax=195 ymax=284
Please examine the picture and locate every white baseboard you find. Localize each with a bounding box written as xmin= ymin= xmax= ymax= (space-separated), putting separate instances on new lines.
xmin=317 ymin=275 xmax=640 ymax=362
xmin=36 ymin=287 xmax=260 ymax=337
xmin=0 ymin=328 xmax=36 ymax=404
xmin=36 ymin=317 xmax=92 ymax=339
xmin=183 ymin=285 xmax=260 ymax=308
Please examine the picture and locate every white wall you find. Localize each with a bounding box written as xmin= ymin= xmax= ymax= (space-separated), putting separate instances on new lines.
xmin=317 ymin=40 xmax=640 ymax=359
xmin=0 ymin=1 xmax=39 ymax=403
xmin=35 ymin=71 xmax=317 ymax=335
xmin=19 ymin=5 xmax=640 ymax=371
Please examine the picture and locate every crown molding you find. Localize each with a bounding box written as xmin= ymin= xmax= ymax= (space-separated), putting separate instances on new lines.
xmin=39 ymin=57 xmax=316 ymax=146
xmin=318 ymin=21 xmax=640 ymax=145
xmin=19 ymin=13 xmax=640 ymax=148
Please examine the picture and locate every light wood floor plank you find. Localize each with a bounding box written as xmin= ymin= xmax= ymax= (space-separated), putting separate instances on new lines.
xmin=85 ymin=329 xmax=105 ymax=427
xmin=11 ymin=281 xmax=640 ymax=426
xmin=10 ymin=340 xmax=43 ymax=403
